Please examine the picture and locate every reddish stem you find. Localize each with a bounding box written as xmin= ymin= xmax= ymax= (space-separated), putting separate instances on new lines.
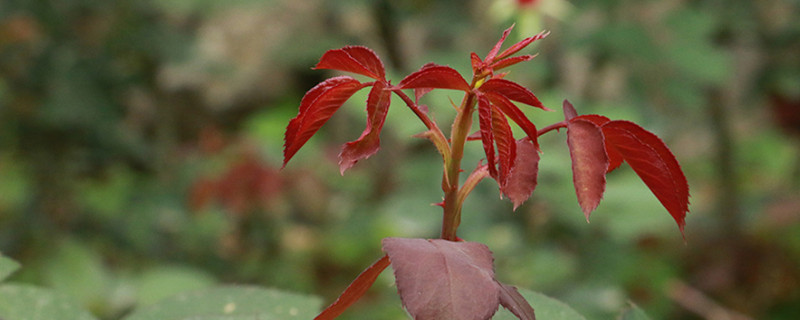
xmin=537 ymin=121 xmax=567 ymax=136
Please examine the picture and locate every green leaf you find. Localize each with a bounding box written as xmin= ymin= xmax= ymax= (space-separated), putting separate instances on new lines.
xmin=618 ymin=301 xmax=653 ymax=320
xmin=136 ymin=266 xmax=217 ymax=306
xmin=0 ymin=254 xmax=20 ymax=283
xmin=494 ymin=288 xmax=586 ymax=320
xmin=42 ymin=240 xmax=110 ymax=309
xmin=0 ymin=284 xmax=99 ymax=320
xmin=123 ymin=285 xmax=321 ymax=320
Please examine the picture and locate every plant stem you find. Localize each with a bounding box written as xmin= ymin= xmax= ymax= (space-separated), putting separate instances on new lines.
xmin=440 ymin=92 xmax=477 ymax=241
xmin=537 ymin=121 xmax=567 ymax=136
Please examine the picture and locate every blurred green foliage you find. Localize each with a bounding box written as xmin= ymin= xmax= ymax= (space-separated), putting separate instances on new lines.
xmin=1 ymin=0 xmax=799 ymax=319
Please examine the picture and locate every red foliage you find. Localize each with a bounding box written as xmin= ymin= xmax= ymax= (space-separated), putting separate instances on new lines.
xmin=283 ymin=77 xmax=365 ymax=168
xmin=314 ymin=255 xmax=390 ymax=320
xmin=284 ymin=25 xmax=689 ymax=319
xmin=190 ymin=153 xmax=282 ymax=215
xmin=563 ymin=100 xmax=690 ymax=234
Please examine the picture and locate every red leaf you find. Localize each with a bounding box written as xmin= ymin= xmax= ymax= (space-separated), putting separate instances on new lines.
xmin=485 ymin=92 xmax=540 ymax=150
xmin=485 ymin=25 xmax=514 ymax=63
xmin=571 ymin=110 xmax=623 ymax=173
xmin=495 ymin=30 xmax=549 ymax=61
xmin=338 ymin=81 xmax=391 ymax=174
xmin=283 ymin=76 xmax=365 ymax=168
xmin=566 ymin=118 xmax=609 ymax=220
xmin=574 ymin=114 xmax=610 ymax=126
xmin=382 ymin=238 xmax=500 ymax=320
xmin=314 ymin=46 xmax=385 ymax=80
xmin=478 ymin=95 xmax=498 ymax=179
xmin=601 ymin=121 xmax=690 ymax=233
xmin=562 ymin=99 xmax=578 ymax=120
xmin=415 ymin=87 xmax=434 ymax=104
xmin=497 ymin=282 xmax=536 ymax=320
xmin=490 ymin=54 xmax=536 ymax=72
xmin=397 ymin=65 xmax=471 ymax=92
xmin=315 ymin=255 xmax=390 ymax=320
xmin=471 ymin=52 xmax=483 ymax=74
xmin=502 ymin=138 xmax=540 ymax=210
xmin=492 ymin=105 xmax=517 ymax=186
xmin=479 ymin=79 xmax=549 ymax=110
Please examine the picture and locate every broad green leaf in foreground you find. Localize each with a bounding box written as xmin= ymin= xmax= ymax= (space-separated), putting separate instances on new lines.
xmin=135 ymin=265 xmax=217 ymax=306
xmin=0 ymin=254 xmax=20 ymax=282
xmin=493 ymin=288 xmax=586 ymax=320
xmin=0 ymin=284 xmax=99 ymax=320
xmin=618 ymin=301 xmax=653 ymax=320
xmin=123 ymin=285 xmax=321 ymax=320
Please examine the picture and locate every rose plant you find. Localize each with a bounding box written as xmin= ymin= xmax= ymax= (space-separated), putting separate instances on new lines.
xmin=282 ymin=25 xmax=689 ymax=320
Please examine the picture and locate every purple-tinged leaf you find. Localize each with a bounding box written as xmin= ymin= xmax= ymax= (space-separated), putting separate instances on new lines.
xmin=382 ymin=238 xmax=500 ymax=320
xmin=315 ymin=255 xmax=390 ymax=320
xmin=485 ymin=92 xmax=540 ymax=150
xmin=338 ymin=81 xmax=391 ymax=174
xmin=479 ymin=79 xmax=549 ymax=110
xmin=566 ymin=118 xmax=609 ymax=221
xmin=496 ymin=30 xmax=549 ymax=61
xmin=498 ymin=282 xmax=536 ymax=320
xmin=315 ymin=46 xmax=385 ymax=80
xmin=502 ymin=138 xmax=540 ymax=210
xmin=398 ymin=65 xmax=471 ymax=92
xmin=601 ymin=120 xmax=690 ymax=235
xmin=478 ymin=95 xmax=498 ymax=178
xmin=283 ymin=77 xmax=365 ymax=168
xmin=575 ymin=114 xmax=623 ymax=172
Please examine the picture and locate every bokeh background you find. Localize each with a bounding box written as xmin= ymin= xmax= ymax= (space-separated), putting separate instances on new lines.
xmin=1 ymin=0 xmax=799 ymax=319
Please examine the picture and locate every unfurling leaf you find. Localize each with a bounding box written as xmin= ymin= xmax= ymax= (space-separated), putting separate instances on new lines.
xmin=283 ymin=77 xmax=365 ymax=168
xmin=501 ymin=139 xmax=540 ymax=210
xmin=495 ymin=30 xmax=549 ymax=61
xmin=479 ymin=79 xmax=548 ymax=111
xmin=562 ymin=99 xmax=578 ymax=120
xmin=315 ymin=255 xmax=390 ymax=320
xmin=338 ymin=81 xmax=391 ymax=174
xmin=382 ymin=238 xmax=500 ymax=320
xmin=471 ymin=52 xmax=483 ymax=74
xmin=314 ymin=46 xmax=386 ymax=80
xmin=566 ymin=118 xmax=608 ymax=220
xmin=601 ymin=121 xmax=690 ymax=233
xmin=490 ymin=54 xmax=536 ymax=72
xmin=485 ymin=25 xmax=514 ymax=63
xmin=397 ymin=65 xmax=471 ymax=92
